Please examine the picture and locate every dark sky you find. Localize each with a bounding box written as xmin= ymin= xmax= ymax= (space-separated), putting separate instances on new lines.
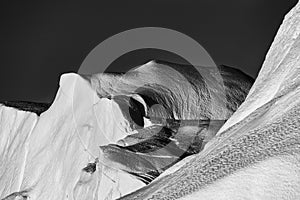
xmin=0 ymin=0 xmax=298 ymax=103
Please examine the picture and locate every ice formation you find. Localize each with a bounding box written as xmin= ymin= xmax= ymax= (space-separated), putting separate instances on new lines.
xmin=0 ymin=74 xmax=144 ymax=200
xmin=2 ymin=1 xmax=299 ymax=199
xmin=0 ymin=59 xmax=253 ymax=200
xmin=120 ymin=2 xmax=300 ymax=199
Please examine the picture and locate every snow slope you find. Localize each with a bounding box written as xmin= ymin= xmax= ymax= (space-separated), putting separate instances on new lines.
xmin=217 ymin=1 xmax=300 ymax=134
xmin=120 ymin=2 xmax=300 ymax=199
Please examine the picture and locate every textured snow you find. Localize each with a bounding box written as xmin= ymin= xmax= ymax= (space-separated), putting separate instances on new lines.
xmin=218 ymin=1 xmax=300 ymax=134
xmin=119 ymin=2 xmax=300 ymax=199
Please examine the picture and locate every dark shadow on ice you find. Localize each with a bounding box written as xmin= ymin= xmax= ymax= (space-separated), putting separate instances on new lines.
xmin=100 ymin=119 xmax=226 ymax=184
xmin=0 ymin=101 xmax=50 ymax=116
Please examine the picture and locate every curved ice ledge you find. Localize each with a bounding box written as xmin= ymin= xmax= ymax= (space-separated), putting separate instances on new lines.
xmin=0 ymin=60 xmax=253 ymax=200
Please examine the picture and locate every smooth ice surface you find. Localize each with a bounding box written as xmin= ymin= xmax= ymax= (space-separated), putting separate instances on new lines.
xmin=0 ymin=73 xmax=144 ymax=200
xmin=0 ymin=106 xmax=37 ymax=196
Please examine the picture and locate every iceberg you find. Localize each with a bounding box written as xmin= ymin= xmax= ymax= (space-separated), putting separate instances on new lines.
xmin=3 ymin=1 xmax=299 ymax=199
xmin=0 ymin=59 xmax=253 ymax=200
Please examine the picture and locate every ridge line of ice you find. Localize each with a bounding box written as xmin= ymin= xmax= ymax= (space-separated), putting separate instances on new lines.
xmin=17 ymin=114 xmax=39 ymax=191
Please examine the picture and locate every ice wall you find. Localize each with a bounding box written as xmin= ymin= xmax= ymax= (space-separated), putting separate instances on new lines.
xmin=0 ymin=73 xmax=144 ymax=200
xmin=0 ymin=106 xmax=38 ymax=196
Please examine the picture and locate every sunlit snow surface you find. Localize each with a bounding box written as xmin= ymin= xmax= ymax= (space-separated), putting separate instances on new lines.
xmin=119 ymin=2 xmax=300 ymax=200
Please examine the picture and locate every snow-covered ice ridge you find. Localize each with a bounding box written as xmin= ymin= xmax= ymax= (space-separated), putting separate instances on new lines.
xmin=120 ymin=2 xmax=300 ymax=200
xmin=0 ymin=60 xmax=253 ymax=200
xmin=3 ymin=0 xmax=300 ymax=196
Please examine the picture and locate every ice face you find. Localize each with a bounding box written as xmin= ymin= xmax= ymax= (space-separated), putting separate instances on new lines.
xmin=0 ymin=59 xmax=253 ymax=200
xmin=93 ymin=61 xmax=253 ymax=185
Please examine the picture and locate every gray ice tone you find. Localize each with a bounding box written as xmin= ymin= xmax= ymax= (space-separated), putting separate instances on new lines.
xmin=0 ymin=1 xmax=299 ymax=200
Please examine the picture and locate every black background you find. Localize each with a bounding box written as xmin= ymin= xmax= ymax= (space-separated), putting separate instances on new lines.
xmin=0 ymin=0 xmax=297 ymax=103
